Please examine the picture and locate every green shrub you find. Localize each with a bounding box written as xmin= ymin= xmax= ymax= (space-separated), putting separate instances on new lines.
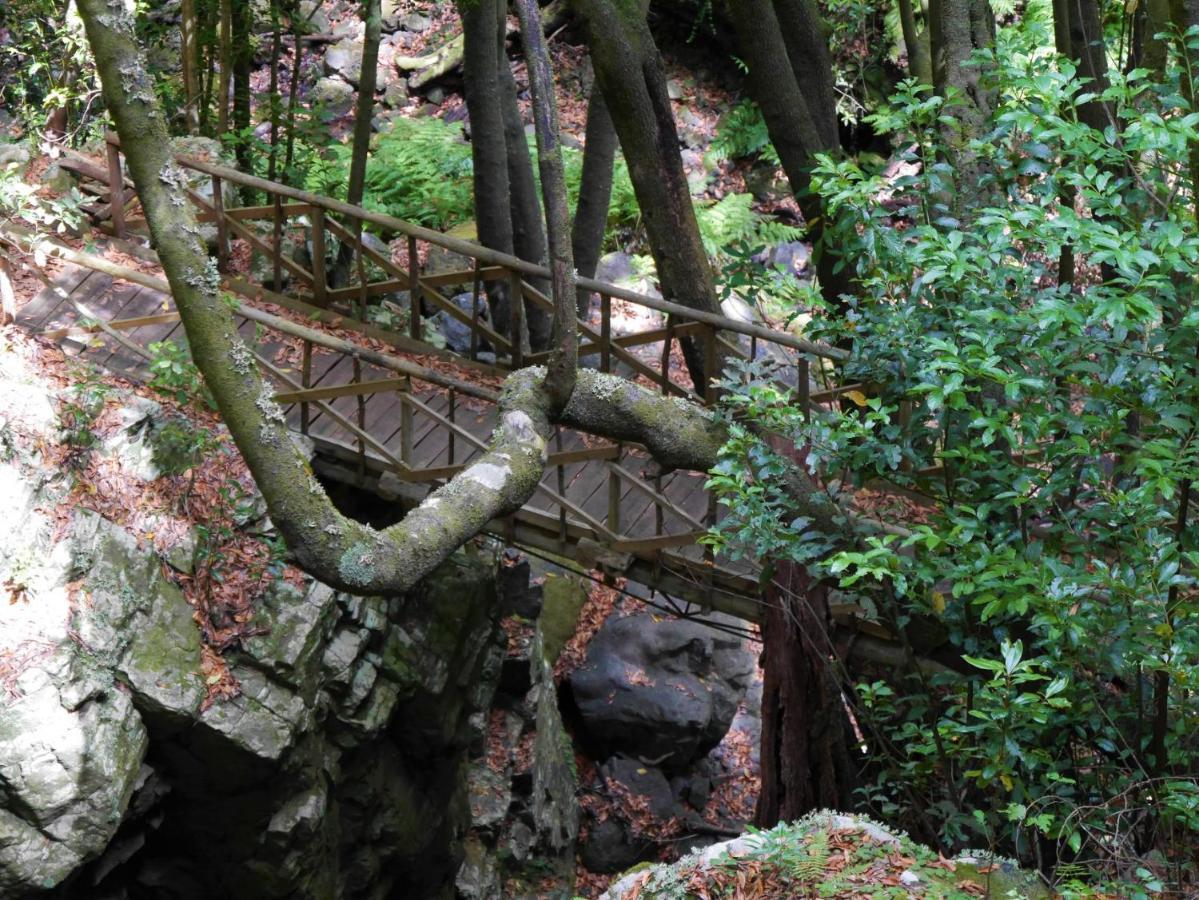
xmin=707 ymin=21 xmax=1199 ymax=889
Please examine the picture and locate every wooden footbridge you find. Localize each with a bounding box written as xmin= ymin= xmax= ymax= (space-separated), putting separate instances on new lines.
xmin=15 ymin=135 xmax=857 ymax=622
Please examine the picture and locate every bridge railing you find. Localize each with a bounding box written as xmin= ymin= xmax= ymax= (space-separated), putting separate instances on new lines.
xmin=101 ymin=134 xmax=854 ymax=404
xmin=89 ymin=133 xmax=862 ymax=612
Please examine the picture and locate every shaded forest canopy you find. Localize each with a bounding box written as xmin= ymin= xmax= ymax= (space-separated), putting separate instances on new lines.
xmin=1 ymin=0 xmax=1199 ymax=897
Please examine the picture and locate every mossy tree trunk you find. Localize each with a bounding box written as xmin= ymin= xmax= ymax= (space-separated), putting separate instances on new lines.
xmin=570 ymin=0 xmax=717 ymax=390
xmin=728 ymin=0 xmax=853 ymax=311
xmin=76 ymin=0 xmax=774 ymax=597
xmin=332 ymin=0 xmax=382 ymax=288
xmin=571 ymin=74 xmax=617 ymax=316
xmin=458 ymin=0 xmax=551 ymax=352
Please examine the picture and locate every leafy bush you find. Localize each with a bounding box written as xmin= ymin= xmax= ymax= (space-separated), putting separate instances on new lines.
xmin=708 ymin=21 xmax=1199 ymax=891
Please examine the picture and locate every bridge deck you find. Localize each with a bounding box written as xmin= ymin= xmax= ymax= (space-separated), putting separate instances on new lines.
xmin=20 ymin=264 xmax=768 ymax=618
xmin=13 ymin=137 xmax=856 ymax=620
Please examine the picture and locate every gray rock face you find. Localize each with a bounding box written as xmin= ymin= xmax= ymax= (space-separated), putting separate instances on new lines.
xmin=569 ymin=613 xmax=754 ymax=768
xmin=0 ymin=142 xmax=30 ymax=168
xmin=0 ymin=650 xmax=148 ymax=896
xmin=71 ymin=510 xmax=207 ymax=726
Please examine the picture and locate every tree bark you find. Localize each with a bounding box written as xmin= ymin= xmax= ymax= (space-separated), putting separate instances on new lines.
xmin=570 ymin=0 xmax=718 ymax=389
xmin=231 ymin=0 xmax=254 ymax=180
xmin=514 ymin=0 xmax=577 ymax=413
xmin=897 ymin=0 xmax=933 ymax=84
xmin=729 ymin=0 xmax=852 ymax=311
xmin=332 ymin=0 xmax=382 ymax=288
xmin=755 ymin=561 xmax=859 ymax=825
xmin=929 ymin=0 xmax=996 ymax=216
xmin=181 ymin=0 xmax=201 ymax=134
xmin=571 ymin=75 xmax=617 ymax=316
xmin=497 ymin=34 xmax=553 ymax=351
xmin=216 ymin=0 xmax=232 ymax=135
xmin=459 ymin=0 xmax=518 ymax=340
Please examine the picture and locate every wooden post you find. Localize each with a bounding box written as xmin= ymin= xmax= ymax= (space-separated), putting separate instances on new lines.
xmin=447 ymin=387 xmax=456 ymax=465
xmin=211 ymin=174 xmax=228 ymax=271
xmin=660 ymin=315 xmax=675 ymax=395
xmin=271 ymin=194 xmax=283 ymax=290
xmin=407 ymin=234 xmax=420 ymax=341
xmin=310 ymin=206 xmax=327 ymax=307
xmin=800 ymin=357 xmax=810 ymax=422
xmin=556 ymin=428 xmax=566 ymax=548
xmin=508 ymin=270 xmax=524 ymax=368
xmin=105 ymin=138 xmax=125 ymax=239
xmin=300 ymin=339 xmax=312 ymax=434
xmin=470 ymin=259 xmax=481 ymax=360
xmin=353 ymin=355 xmax=365 ymax=476
xmin=608 ymin=447 xmax=621 ymax=534
xmin=600 ymin=293 xmax=611 ymax=373
xmin=654 ymin=471 xmax=664 ymax=537
xmin=703 ymin=323 xmax=717 ymax=404
xmin=400 ymin=376 xmax=414 ymax=467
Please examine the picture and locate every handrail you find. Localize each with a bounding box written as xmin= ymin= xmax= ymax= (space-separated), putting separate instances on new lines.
xmin=105 ymin=133 xmax=849 ymax=362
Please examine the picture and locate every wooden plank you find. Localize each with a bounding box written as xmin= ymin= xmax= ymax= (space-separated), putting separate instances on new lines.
xmin=274 ymin=376 xmax=407 ymax=404
xmin=419 ymin=267 xmax=507 ymax=288
xmin=42 ymin=310 xmax=181 ymax=340
xmin=196 ymin=202 xmax=313 ymax=223
xmin=610 ymin=532 xmax=708 ymax=554
xmin=325 ymin=278 xmax=407 ymax=305
xmin=18 ymin=265 xmax=94 ymax=329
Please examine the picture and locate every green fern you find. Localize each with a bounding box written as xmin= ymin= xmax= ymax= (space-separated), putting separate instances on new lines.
xmin=696 ymin=192 xmax=803 ymax=257
xmin=707 ymin=100 xmax=780 ymax=167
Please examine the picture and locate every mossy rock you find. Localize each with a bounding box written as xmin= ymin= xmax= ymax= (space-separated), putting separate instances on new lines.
xmin=601 ymin=812 xmax=1051 ymax=899
xmin=537 ymin=574 xmax=588 ymax=667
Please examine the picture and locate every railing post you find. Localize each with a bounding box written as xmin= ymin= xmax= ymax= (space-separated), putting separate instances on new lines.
xmin=211 ymin=174 xmax=228 ymax=272
xmin=556 ymin=428 xmax=566 ymax=549
xmin=271 ymin=194 xmax=283 ymax=290
xmin=353 ymin=356 xmax=365 ymax=476
xmin=703 ymin=323 xmax=717 ymax=404
xmin=400 ymin=376 xmax=414 ymax=467
xmin=407 ymin=234 xmax=421 ymax=341
xmin=799 ymin=358 xmax=810 ymax=422
xmin=660 ymin=315 xmax=675 ymax=395
xmin=310 ymin=206 xmax=328 ymax=307
xmin=447 ymin=387 xmax=456 ymax=465
xmin=470 ymin=259 xmax=481 ymax=361
xmin=600 ymin=293 xmax=611 ymax=373
xmin=608 ymin=447 xmax=621 ymax=534
xmin=300 ymin=339 xmax=312 ymax=435
xmin=105 ymin=137 xmax=125 ymax=239
xmin=508 ymin=270 xmax=524 ymax=369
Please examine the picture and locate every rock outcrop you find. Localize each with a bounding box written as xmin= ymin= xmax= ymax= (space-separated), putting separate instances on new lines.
xmin=0 ymin=345 xmax=512 ymax=898
xmin=568 ymin=611 xmax=754 ymax=769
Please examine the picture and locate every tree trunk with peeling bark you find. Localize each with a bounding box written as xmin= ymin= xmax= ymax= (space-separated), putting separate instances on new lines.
xmin=756 ymin=561 xmax=859 ymax=826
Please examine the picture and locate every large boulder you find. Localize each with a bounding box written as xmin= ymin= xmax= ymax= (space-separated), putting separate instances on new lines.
xmin=569 ymin=612 xmax=754 ymax=768
xmin=0 ymin=650 xmax=149 ymax=897
xmin=312 ymin=77 xmax=356 ymax=122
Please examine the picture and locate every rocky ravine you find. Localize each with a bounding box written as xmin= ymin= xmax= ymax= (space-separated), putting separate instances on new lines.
xmin=0 ymin=333 xmax=579 ymax=899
